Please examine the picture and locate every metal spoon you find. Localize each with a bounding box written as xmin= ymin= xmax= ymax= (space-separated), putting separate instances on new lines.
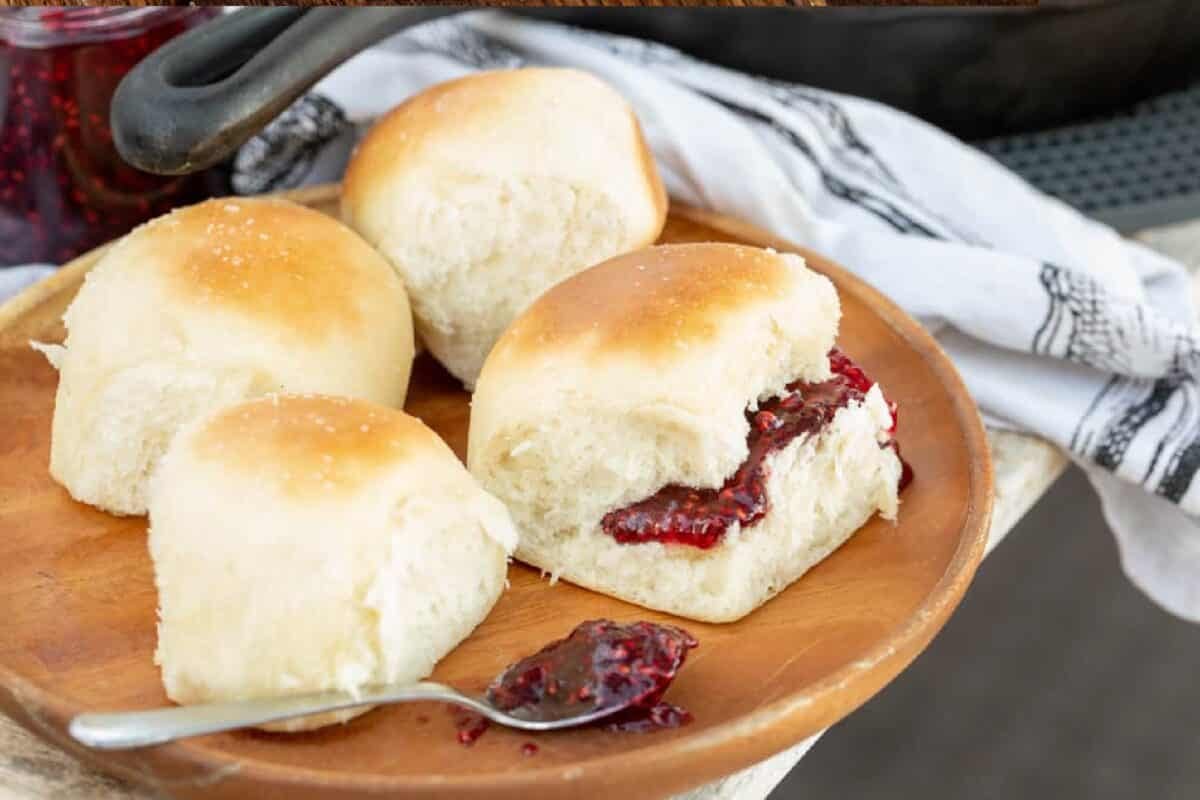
xmin=69 ymin=681 xmax=620 ymax=750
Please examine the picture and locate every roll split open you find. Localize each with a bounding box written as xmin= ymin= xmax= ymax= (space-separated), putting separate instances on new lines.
xmin=469 ymin=243 xmax=902 ymax=623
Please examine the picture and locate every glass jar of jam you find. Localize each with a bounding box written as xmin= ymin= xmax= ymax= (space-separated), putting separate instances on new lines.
xmin=0 ymin=7 xmax=225 ymax=266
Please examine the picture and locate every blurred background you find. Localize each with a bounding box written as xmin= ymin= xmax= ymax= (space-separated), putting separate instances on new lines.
xmin=772 ymin=468 xmax=1200 ymax=799
xmin=530 ymin=1 xmax=1200 ymax=232
xmin=4 ymin=2 xmax=1200 ymax=264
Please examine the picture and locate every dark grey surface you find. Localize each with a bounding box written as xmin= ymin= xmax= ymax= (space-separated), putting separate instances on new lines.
xmin=980 ymin=85 xmax=1200 ymax=233
xmin=770 ymin=467 xmax=1200 ymax=800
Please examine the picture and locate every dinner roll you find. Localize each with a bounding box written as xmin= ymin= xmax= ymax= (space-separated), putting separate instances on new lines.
xmin=149 ymin=394 xmax=517 ymax=731
xmin=469 ymin=243 xmax=902 ymax=623
xmin=341 ymin=67 xmax=667 ymax=387
xmin=34 ymin=197 xmax=415 ymax=516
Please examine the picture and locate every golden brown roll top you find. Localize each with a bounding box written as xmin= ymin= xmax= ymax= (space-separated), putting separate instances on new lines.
xmin=38 ymin=196 xmax=415 ymax=515
xmin=342 ymin=67 xmax=667 ymax=388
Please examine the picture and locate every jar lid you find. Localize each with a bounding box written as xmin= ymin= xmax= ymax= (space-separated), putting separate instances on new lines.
xmin=0 ymin=7 xmax=202 ymax=49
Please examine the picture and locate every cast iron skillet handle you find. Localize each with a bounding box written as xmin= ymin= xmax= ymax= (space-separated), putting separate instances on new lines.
xmin=111 ymin=7 xmax=458 ymax=176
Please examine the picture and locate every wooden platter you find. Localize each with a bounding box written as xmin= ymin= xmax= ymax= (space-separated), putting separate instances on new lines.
xmin=0 ymin=186 xmax=992 ymax=800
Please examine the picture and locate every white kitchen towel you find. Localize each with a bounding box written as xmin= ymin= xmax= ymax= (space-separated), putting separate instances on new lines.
xmin=0 ymin=265 xmax=54 ymax=302
xmin=5 ymin=12 xmax=1198 ymax=621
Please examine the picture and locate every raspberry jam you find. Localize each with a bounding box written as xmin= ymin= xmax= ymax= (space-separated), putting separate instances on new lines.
xmin=453 ymin=706 xmax=490 ymax=747
xmin=455 ymin=619 xmax=697 ymax=745
xmin=0 ymin=8 xmax=222 ymax=265
xmin=602 ymin=349 xmax=908 ymax=549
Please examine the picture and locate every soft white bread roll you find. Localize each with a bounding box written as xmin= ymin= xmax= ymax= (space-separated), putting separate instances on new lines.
xmin=149 ymin=394 xmax=517 ymax=731
xmin=469 ymin=243 xmax=901 ymax=623
xmin=34 ymin=197 xmax=415 ymax=516
xmin=341 ymin=67 xmax=667 ymax=387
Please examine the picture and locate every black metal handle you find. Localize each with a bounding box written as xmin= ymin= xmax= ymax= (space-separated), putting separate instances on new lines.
xmin=112 ymin=7 xmax=458 ymax=176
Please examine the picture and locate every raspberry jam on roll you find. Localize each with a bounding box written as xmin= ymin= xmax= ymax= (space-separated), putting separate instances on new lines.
xmin=601 ymin=349 xmax=909 ymax=550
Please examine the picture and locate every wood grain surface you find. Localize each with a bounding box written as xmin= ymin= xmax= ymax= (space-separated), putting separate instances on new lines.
xmin=0 ymin=1 xmax=1042 ymax=8
xmin=0 ymin=1 xmax=829 ymax=7
xmin=0 ymin=1 xmax=1039 ymax=7
xmin=0 ymin=187 xmax=992 ymax=800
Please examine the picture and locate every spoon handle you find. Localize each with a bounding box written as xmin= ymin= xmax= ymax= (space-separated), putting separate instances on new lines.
xmin=69 ymin=682 xmax=472 ymax=750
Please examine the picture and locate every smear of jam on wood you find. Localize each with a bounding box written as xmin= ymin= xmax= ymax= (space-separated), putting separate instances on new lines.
xmin=602 ymin=348 xmax=910 ymax=549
